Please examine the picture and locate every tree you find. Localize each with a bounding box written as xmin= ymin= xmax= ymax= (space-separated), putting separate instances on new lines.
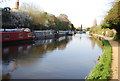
xmin=80 ymin=24 xmax=83 ymax=31
xmin=47 ymin=15 xmax=56 ymax=29
xmin=58 ymin=14 xmax=69 ymax=22
xmin=70 ymin=24 xmax=75 ymax=31
xmin=86 ymin=27 xmax=91 ymax=31
xmin=2 ymin=7 xmax=13 ymax=28
xmin=101 ymin=1 xmax=120 ymax=40
xmin=20 ymin=3 xmax=49 ymax=30
xmin=54 ymin=14 xmax=72 ymax=30
xmin=2 ymin=3 xmax=74 ymax=31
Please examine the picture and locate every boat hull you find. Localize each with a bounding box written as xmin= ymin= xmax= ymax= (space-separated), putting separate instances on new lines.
xmin=1 ymin=31 xmax=35 ymax=45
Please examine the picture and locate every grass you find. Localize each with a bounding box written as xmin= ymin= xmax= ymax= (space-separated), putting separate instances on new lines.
xmin=86 ymin=40 xmax=112 ymax=81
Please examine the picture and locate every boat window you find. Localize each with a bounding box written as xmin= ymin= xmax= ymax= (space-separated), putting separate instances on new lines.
xmin=3 ymin=34 xmax=10 ymax=39
xmin=28 ymin=33 xmax=32 ymax=37
xmin=19 ymin=34 xmax=24 ymax=38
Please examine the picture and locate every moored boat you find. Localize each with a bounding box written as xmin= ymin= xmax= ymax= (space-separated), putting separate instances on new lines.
xmin=0 ymin=28 xmax=35 ymax=44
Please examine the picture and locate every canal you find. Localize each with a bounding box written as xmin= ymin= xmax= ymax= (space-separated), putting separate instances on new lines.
xmin=2 ymin=34 xmax=103 ymax=79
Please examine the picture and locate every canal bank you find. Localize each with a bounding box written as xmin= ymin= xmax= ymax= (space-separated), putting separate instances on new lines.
xmin=87 ymin=40 xmax=112 ymax=79
xmin=89 ymin=34 xmax=119 ymax=80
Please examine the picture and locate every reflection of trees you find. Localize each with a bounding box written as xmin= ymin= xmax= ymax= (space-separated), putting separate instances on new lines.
xmin=58 ymin=44 xmax=66 ymax=50
xmin=80 ymin=37 xmax=82 ymax=40
xmin=88 ymin=37 xmax=103 ymax=49
xmin=57 ymin=38 xmax=69 ymax=50
xmin=89 ymin=37 xmax=96 ymax=49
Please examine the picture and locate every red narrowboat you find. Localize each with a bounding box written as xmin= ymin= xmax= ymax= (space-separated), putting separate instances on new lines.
xmin=0 ymin=28 xmax=35 ymax=44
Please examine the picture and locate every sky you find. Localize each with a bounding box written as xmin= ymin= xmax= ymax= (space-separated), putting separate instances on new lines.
xmin=0 ymin=0 xmax=114 ymax=28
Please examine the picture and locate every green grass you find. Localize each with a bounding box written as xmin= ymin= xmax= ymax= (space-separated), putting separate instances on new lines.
xmin=86 ymin=40 xmax=112 ymax=80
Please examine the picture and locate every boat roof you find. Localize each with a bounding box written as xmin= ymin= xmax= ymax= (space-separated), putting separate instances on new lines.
xmin=0 ymin=28 xmax=30 ymax=32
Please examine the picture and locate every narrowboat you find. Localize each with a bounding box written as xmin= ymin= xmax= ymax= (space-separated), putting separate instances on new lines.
xmin=67 ymin=31 xmax=75 ymax=36
xmin=33 ymin=30 xmax=67 ymax=39
xmin=0 ymin=28 xmax=35 ymax=44
xmin=33 ymin=30 xmax=54 ymax=39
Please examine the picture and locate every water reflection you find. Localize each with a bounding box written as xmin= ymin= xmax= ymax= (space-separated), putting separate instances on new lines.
xmin=2 ymin=59 xmax=17 ymax=75
xmin=2 ymin=36 xmax=71 ymax=79
xmin=89 ymin=37 xmax=103 ymax=49
xmin=79 ymin=34 xmax=103 ymax=50
xmin=2 ymin=34 xmax=103 ymax=79
xmin=0 ymin=47 xmax=2 ymax=81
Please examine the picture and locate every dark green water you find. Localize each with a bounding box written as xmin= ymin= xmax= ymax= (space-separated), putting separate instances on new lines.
xmin=2 ymin=34 xmax=103 ymax=79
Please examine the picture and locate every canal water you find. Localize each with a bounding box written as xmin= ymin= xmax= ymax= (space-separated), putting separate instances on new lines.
xmin=2 ymin=34 xmax=103 ymax=79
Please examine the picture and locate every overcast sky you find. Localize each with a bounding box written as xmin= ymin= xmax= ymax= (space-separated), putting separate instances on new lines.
xmin=0 ymin=0 xmax=114 ymax=28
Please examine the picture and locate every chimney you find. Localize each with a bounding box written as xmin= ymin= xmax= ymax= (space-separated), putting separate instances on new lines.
xmin=15 ymin=0 xmax=19 ymax=9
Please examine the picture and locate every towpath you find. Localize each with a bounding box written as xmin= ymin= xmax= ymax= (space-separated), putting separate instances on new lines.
xmin=91 ymin=34 xmax=119 ymax=80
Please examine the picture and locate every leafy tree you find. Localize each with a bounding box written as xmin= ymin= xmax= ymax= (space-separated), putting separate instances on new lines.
xmin=2 ymin=7 xmax=11 ymax=28
xmin=58 ymin=14 xmax=69 ymax=22
xmin=70 ymin=24 xmax=75 ymax=31
xmin=86 ymin=27 xmax=91 ymax=31
xmin=2 ymin=3 xmax=74 ymax=31
xmin=101 ymin=1 xmax=120 ymax=40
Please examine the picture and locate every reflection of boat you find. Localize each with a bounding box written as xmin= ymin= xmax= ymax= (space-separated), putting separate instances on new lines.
xmin=2 ymin=36 xmax=71 ymax=79
xmin=2 ymin=43 xmax=33 ymax=57
xmin=0 ymin=28 xmax=35 ymax=44
xmin=34 ymin=39 xmax=53 ymax=46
